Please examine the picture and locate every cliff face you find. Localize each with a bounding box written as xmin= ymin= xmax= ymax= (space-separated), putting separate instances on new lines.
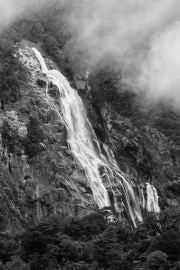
xmin=0 ymin=42 xmax=97 ymax=233
xmin=101 ymin=107 xmax=180 ymax=209
xmin=0 ymin=41 xmax=179 ymax=233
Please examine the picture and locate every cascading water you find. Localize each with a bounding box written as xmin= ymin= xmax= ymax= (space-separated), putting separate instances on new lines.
xmin=139 ymin=185 xmax=146 ymax=209
xmin=32 ymin=48 xmax=110 ymax=210
xmin=146 ymin=183 xmax=160 ymax=213
xmin=32 ymin=47 xmax=160 ymax=227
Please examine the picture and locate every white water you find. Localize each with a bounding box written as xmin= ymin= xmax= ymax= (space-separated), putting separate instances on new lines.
xmin=139 ymin=185 xmax=146 ymax=209
xmin=32 ymin=47 xmax=160 ymax=227
xmin=146 ymin=183 xmax=160 ymax=213
xmin=32 ymin=48 xmax=110 ymax=209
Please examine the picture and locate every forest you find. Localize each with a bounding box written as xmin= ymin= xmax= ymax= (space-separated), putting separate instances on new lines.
xmin=0 ymin=209 xmax=179 ymax=270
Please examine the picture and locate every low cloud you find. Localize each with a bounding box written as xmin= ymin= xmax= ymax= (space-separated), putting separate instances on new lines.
xmin=0 ymin=0 xmax=48 ymax=30
xmin=1 ymin=0 xmax=180 ymax=110
xmin=138 ymin=22 xmax=180 ymax=110
xmin=66 ymin=0 xmax=180 ymax=110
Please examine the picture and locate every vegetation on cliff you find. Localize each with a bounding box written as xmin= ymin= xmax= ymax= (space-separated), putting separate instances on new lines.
xmin=0 ymin=209 xmax=179 ymax=270
xmin=0 ymin=39 xmax=27 ymax=109
xmin=0 ymin=2 xmax=179 ymax=270
xmin=23 ymin=114 xmax=45 ymax=158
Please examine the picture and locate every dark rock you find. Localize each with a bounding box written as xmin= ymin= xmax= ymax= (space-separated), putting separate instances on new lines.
xmin=0 ymin=41 xmax=179 ymax=233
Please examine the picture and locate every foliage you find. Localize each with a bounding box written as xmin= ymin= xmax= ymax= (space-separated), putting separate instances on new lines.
xmin=23 ymin=114 xmax=45 ymax=158
xmin=0 ymin=208 xmax=178 ymax=270
xmin=145 ymin=250 xmax=168 ymax=270
xmin=90 ymin=64 xmax=121 ymax=114
xmin=65 ymin=211 xmax=107 ymax=240
xmin=3 ymin=1 xmax=73 ymax=80
xmin=149 ymin=230 xmax=180 ymax=260
xmin=1 ymin=121 xmax=21 ymax=154
xmin=2 ymin=256 xmax=28 ymax=270
xmin=0 ymin=239 xmax=19 ymax=264
xmin=0 ymin=39 xmax=27 ymax=108
xmin=159 ymin=208 xmax=180 ymax=232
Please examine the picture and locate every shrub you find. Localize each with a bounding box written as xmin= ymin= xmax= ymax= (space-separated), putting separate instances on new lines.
xmin=0 ymin=39 xmax=26 ymax=108
xmin=23 ymin=114 xmax=45 ymax=158
xmin=66 ymin=212 xmax=107 ymax=240
xmin=1 ymin=121 xmax=21 ymax=154
xmin=150 ymin=230 xmax=180 ymax=260
xmin=90 ymin=64 xmax=121 ymax=111
xmin=145 ymin=250 xmax=168 ymax=270
xmin=2 ymin=256 xmax=28 ymax=270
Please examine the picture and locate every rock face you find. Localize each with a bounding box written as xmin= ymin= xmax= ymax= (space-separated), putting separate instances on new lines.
xmin=0 ymin=42 xmax=96 ymax=233
xmin=99 ymin=105 xmax=180 ymax=209
xmin=0 ymin=41 xmax=179 ymax=233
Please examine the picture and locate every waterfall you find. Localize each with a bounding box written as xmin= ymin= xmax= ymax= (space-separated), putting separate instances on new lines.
xmin=32 ymin=47 xmax=159 ymax=227
xmin=146 ymin=183 xmax=160 ymax=213
xmin=139 ymin=185 xmax=146 ymax=209
xmin=138 ymin=183 xmax=160 ymax=214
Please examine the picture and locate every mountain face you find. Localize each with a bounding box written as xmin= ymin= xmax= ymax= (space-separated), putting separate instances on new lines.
xmin=0 ymin=40 xmax=179 ymax=233
xmin=0 ymin=41 xmax=95 ymax=233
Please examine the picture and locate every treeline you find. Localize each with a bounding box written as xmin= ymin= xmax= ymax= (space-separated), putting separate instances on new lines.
xmin=0 ymin=209 xmax=179 ymax=270
xmin=3 ymin=1 xmax=73 ymax=79
xmin=0 ymin=1 xmax=73 ymax=109
xmin=0 ymin=38 xmax=27 ymax=109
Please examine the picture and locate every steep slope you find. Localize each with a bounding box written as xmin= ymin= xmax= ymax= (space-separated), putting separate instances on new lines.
xmin=0 ymin=41 xmax=97 ymax=233
xmin=0 ymin=41 xmax=179 ymax=233
xmin=102 ymin=106 xmax=180 ymax=209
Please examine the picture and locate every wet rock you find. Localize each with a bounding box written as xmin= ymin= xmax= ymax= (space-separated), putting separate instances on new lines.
xmin=0 ymin=40 xmax=179 ymax=233
xmin=0 ymin=42 xmax=96 ymax=232
xmin=36 ymin=78 xmax=46 ymax=88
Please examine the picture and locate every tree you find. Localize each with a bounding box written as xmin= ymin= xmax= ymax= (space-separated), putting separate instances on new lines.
xmin=149 ymin=230 xmax=180 ymax=260
xmin=0 ymin=39 xmax=26 ymax=107
xmin=2 ymin=256 xmax=28 ymax=270
xmin=90 ymin=64 xmax=121 ymax=113
xmin=145 ymin=251 xmax=168 ymax=270
xmin=66 ymin=212 xmax=107 ymax=240
xmin=23 ymin=114 xmax=45 ymax=158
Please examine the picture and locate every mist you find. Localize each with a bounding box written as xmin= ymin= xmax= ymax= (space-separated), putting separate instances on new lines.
xmin=65 ymin=0 xmax=180 ymax=110
xmin=138 ymin=22 xmax=180 ymax=110
xmin=1 ymin=0 xmax=180 ymax=110
xmin=0 ymin=0 xmax=48 ymax=30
